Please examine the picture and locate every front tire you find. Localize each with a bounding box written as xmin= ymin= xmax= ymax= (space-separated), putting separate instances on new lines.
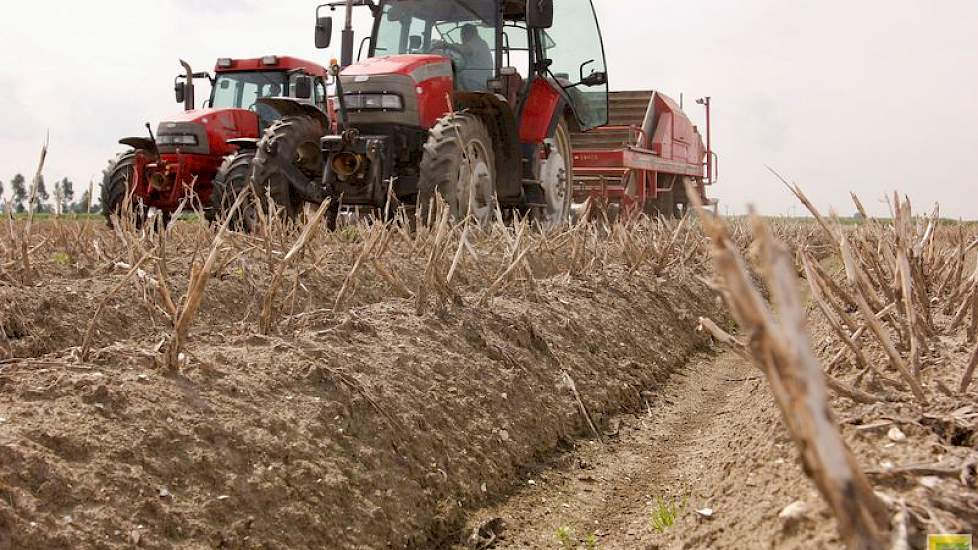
xmin=101 ymin=151 xmax=146 ymax=228
xmin=418 ymin=112 xmax=497 ymax=225
xmin=210 ymin=150 xmax=258 ymax=231
xmin=250 ymin=115 xmax=326 ymax=226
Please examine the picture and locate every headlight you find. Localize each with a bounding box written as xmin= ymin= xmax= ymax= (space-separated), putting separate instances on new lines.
xmin=157 ymin=134 xmax=199 ymax=146
xmin=343 ymin=93 xmax=403 ymax=111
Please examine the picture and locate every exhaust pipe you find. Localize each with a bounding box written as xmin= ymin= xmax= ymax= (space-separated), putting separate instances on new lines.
xmin=179 ymin=59 xmax=195 ymax=112
xmin=340 ymin=0 xmax=355 ymax=68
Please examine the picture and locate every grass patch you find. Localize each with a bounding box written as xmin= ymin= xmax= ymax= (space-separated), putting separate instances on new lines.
xmin=649 ymin=495 xmax=684 ymax=534
xmin=51 ymin=252 xmax=72 ymax=266
xmin=554 ymin=526 xmax=600 ymax=550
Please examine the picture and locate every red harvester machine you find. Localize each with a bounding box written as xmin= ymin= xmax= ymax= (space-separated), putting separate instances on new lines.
xmin=103 ymin=56 xmax=330 ymax=226
xmin=570 ymin=91 xmax=718 ymax=218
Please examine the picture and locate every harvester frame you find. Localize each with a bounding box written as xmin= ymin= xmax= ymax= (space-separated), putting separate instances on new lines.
xmin=571 ymin=93 xmax=718 ymax=218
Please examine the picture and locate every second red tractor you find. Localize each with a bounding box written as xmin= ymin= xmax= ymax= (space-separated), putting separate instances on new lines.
xmin=103 ymin=56 xmax=330 ymax=226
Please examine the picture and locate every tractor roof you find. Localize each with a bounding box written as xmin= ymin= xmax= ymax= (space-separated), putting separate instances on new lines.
xmin=214 ymin=56 xmax=328 ymax=77
xmin=382 ymin=0 xmax=530 ymax=23
xmin=501 ymin=0 xmax=530 ymax=20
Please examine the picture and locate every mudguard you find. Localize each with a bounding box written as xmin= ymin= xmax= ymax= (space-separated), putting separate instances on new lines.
xmin=257 ymin=97 xmax=330 ymax=130
xmin=518 ymin=79 xmax=566 ymax=144
xmin=119 ymin=137 xmax=157 ymax=155
xmin=227 ymin=138 xmax=260 ymax=150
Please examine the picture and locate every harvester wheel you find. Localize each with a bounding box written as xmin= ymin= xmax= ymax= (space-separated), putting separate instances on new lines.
xmin=210 ymin=150 xmax=259 ymax=231
xmin=102 ymin=151 xmax=149 ymax=229
xmin=419 ymin=112 xmax=497 ymax=225
xmin=644 ymin=189 xmax=675 ymax=219
xmin=250 ymin=115 xmax=326 ymax=227
xmin=534 ymin=120 xmax=574 ymax=228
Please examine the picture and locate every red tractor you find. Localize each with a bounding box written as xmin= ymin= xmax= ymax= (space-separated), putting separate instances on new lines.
xmin=102 ymin=56 xmax=330 ymax=226
xmin=243 ymin=0 xmax=611 ymax=228
xmin=245 ymin=0 xmax=715 ymax=228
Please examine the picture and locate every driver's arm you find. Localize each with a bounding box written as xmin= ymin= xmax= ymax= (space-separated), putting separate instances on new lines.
xmin=430 ymin=39 xmax=467 ymax=55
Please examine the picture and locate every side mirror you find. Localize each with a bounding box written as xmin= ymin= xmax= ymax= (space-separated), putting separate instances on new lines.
xmin=315 ymin=16 xmax=333 ymax=49
xmin=582 ymin=71 xmax=607 ymax=87
xmin=408 ymin=35 xmax=422 ymax=51
xmin=526 ymin=0 xmax=554 ymax=29
xmin=294 ymin=75 xmax=313 ymax=99
xmin=174 ymin=82 xmax=186 ymax=104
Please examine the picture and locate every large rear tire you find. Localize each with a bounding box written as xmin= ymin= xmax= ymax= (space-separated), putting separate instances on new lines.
xmin=101 ymin=151 xmax=146 ymax=228
xmin=534 ymin=119 xmax=574 ymax=228
xmin=250 ymin=115 xmax=326 ymax=226
xmin=418 ymin=112 xmax=497 ymax=225
xmin=210 ymin=150 xmax=259 ymax=231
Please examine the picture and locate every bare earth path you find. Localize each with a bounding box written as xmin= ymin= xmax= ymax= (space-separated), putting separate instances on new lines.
xmin=454 ymin=351 xmax=842 ymax=550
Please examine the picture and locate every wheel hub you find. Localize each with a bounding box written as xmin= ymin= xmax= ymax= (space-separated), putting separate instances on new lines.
xmin=537 ymin=125 xmax=573 ymax=227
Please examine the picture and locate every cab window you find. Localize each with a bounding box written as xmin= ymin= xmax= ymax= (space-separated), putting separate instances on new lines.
xmin=544 ymin=0 xmax=609 ymax=129
xmin=314 ymin=79 xmax=327 ymax=108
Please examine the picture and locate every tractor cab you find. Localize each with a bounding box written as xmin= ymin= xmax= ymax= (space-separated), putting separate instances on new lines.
xmin=310 ymin=0 xmax=610 ymax=225
xmin=174 ymin=56 xmax=330 ymax=134
xmin=361 ymin=0 xmax=609 ymax=129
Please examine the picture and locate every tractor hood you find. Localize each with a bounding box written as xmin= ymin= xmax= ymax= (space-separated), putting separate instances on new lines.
xmin=341 ymin=54 xmax=453 ymax=81
xmin=156 ymin=108 xmax=259 ymax=156
xmin=339 ymin=54 xmax=455 ymax=129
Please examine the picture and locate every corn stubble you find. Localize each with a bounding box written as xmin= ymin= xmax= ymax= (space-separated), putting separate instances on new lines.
xmin=2 ymin=142 xmax=976 ymax=547
xmin=691 ymin=176 xmax=978 ymax=548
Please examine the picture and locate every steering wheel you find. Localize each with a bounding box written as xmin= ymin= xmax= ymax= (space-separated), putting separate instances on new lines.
xmin=430 ymin=42 xmax=467 ymax=71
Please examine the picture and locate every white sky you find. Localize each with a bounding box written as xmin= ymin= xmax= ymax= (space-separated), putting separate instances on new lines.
xmin=1 ymin=0 xmax=976 ymax=218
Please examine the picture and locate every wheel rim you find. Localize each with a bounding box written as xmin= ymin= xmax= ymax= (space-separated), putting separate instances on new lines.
xmin=455 ymin=138 xmax=495 ymax=223
xmin=538 ymin=124 xmax=573 ymax=228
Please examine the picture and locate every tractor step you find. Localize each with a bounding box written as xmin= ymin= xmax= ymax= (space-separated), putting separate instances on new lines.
xmin=522 ymin=180 xmax=546 ymax=206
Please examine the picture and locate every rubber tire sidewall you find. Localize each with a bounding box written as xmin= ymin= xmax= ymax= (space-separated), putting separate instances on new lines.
xmin=211 ymin=150 xmax=259 ymax=231
xmin=251 ymin=115 xmax=326 ymax=225
xmin=101 ymin=150 xmax=146 ymax=228
xmin=536 ymin=119 xmax=574 ymax=228
xmin=418 ymin=112 xmax=497 ymax=224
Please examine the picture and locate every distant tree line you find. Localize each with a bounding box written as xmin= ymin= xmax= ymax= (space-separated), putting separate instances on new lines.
xmin=0 ymin=174 xmax=101 ymax=215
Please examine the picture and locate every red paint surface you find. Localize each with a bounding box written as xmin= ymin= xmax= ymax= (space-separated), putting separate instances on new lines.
xmin=132 ymin=152 xmax=224 ymax=211
xmin=571 ymin=91 xmax=710 ymax=210
xmin=649 ymin=94 xmax=705 ymax=169
xmin=342 ymin=54 xmax=455 ymax=129
xmin=167 ymin=108 xmax=260 ymax=157
xmin=416 ymin=76 xmax=454 ymax=129
xmin=214 ymin=56 xmax=328 ymax=77
xmin=519 ymin=79 xmax=562 ymax=143
xmin=132 ymin=109 xmax=260 ymax=210
xmin=341 ymin=54 xmax=448 ymax=78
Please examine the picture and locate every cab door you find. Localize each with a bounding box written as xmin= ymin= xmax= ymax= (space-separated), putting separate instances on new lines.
xmin=542 ymin=0 xmax=609 ymax=130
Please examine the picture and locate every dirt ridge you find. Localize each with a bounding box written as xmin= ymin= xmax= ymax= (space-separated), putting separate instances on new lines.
xmin=0 ymin=270 xmax=719 ymax=549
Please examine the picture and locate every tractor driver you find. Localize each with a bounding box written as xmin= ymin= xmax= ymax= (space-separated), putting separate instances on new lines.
xmin=255 ymin=83 xmax=284 ymax=128
xmin=455 ymin=24 xmax=493 ymax=92
xmin=430 ymin=23 xmax=492 ymax=91
xmin=264 ymin=83 xmax=282 ymax=98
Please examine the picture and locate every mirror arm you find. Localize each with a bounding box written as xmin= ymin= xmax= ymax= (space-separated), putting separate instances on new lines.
xmin=357 ymin=36 xmax=371 ymax=61
xmin=579 ymin=59 xmax=595 ymax=82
